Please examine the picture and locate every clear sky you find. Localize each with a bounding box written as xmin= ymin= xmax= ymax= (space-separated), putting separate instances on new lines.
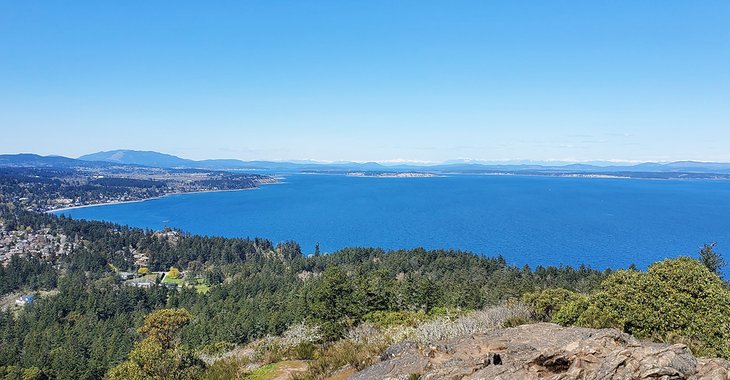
xmin=1 ymin=1 xmax=728 ymax=163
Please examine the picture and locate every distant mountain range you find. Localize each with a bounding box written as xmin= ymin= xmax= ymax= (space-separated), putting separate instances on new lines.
xmin=76 ymin=150 xmax=386 ymax=171
xmin=2 ymin=150 xmax=730 ymax=177
xmin=78 ymin=150 xmax=730 ymax=174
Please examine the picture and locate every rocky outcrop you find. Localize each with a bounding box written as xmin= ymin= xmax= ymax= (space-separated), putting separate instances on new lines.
xmin=350 ymin=323 xmax=730 ymax=380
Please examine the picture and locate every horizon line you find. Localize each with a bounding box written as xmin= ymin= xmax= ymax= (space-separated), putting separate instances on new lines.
xmin=6 ymin=151 xmax=730 ymax=166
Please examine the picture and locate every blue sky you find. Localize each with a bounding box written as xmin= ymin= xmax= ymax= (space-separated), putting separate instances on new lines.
xmin=1 ymin=1 xmax=728 ymax=162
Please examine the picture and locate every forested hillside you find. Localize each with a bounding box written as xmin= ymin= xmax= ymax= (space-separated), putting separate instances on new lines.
xmin=0 ymin=202 xmax=608 ymax=379
xmin=0 ymin=173 xmax=727 ymax=379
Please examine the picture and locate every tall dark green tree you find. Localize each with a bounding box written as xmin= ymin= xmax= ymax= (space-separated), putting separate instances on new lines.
xmin=699 ymin=242 xmax=726 ymax=277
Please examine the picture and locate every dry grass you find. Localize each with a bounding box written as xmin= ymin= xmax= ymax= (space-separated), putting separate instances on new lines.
xmin=208 ymin=304 xmax=533 ymax=380
xmin=294 ymin=304 xmax=532 ymax=379
xmin=409 ymin=304 xmax=532 ymax=344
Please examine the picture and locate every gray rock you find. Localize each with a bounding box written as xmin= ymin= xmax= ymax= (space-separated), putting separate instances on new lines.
xmin=381 ymin=341 xmax=420 ymax=361
xmin=349 ymin=323 xmax=730 ymax=380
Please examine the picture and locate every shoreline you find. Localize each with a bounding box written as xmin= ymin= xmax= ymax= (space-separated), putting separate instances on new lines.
xmin=445 ymin=171 xmax=730 ymax=181
xmin=288 ymin=170 xmax=727 ymax=181
xmin=47 ymin=172 xmax=728 ymax=214
xmin=48 ymin=180 xmax=281 ymax=214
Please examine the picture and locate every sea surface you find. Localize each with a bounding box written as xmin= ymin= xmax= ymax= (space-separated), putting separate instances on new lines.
xmin=53 ymin=174 xmax=730 ymax=270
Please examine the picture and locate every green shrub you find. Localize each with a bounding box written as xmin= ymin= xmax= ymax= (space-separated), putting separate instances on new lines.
xmin=290 ymin=342 xmax=317 ymax=360
xmin=502 ymin=315 xmax=531 ymax=328
xmin=551 ymin=294 xmax=589 ymax=326
xmin=293 ymin=339 xmax=388 ymax=380
xmin=362 ymin=310 xmax=429 ymax=328
xmin=553 ymin=257 xmax=730 ymax=358
xmin=521 ymin=288 xmax=584 ymax=321
xmin=203 ymin=357 xmax=251 ymax=380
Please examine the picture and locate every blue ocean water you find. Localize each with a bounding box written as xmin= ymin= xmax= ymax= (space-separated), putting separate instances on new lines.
xmin=53 ymin=174 xmax=730 ymax=270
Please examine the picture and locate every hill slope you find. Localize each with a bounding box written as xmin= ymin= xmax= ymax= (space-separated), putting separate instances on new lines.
xmin=79 ymin=150 xmax=196 ymax=168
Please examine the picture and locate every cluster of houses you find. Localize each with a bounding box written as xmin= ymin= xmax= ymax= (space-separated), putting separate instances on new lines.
xmin=120 ymin=270 xmax=184 ymax=289
xmin=0 ymin=225 xmax=73 ymax=266
xmin=123 ymin=274 xmax=156 ymax=288
xmin=131 ymin=248 xmax=149 ymax=267
xmin=111 ymin=245 xmax=149 ymax=269
xmin=120 ymin=271 xmax=157 ymax=288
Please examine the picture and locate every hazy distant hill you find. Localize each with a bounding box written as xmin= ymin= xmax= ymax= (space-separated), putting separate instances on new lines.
xmin=78 ymin=149 xmax=388 ymax=171
xmin=0 ymin=153 xmax=114 ymax=168
xmin=79 ymin=150 xmax=196 ymax=168
xmin=3 ymin=150 xmax=730 ymax=177
xmin=78 ymin=150 xmax=730 ymax=176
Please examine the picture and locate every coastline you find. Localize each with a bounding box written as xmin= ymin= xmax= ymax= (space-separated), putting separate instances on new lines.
xmin=49 ymin=195 xmax=168 ymax=213
xmin=46 ymin=172 xmax=727 ymax=215
xmin=48 ymin=181 xmax=281 ymax=214
xmin=290 ymin=170 xmax=727 ymax=181
xmin=450 ymin=171 xmax=730 ymax=181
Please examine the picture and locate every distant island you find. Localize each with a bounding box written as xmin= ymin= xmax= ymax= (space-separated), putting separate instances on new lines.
xmin=4 ymin=151 xmax=730 ymax=216
xmin=346 ymin=171 xmax=438 ymax=178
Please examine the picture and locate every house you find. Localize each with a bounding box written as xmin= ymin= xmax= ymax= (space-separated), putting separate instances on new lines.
xmin=15 ymin=294 xmax=35 ymax=306
xmin=128 ymin=281 xmax=152 ymax=288
xmin=118 ymin=271 xmax=136 ymax=280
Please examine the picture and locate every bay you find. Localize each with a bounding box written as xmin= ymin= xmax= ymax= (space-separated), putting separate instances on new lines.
xmin=52 ymin=174 xmax=730 ymax=270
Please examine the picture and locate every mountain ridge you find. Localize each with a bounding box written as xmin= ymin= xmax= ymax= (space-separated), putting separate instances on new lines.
xmin=79 ymin=149 xmax=730 ymax=173
xmin=3 ymin=150 xmax=730 ymax=175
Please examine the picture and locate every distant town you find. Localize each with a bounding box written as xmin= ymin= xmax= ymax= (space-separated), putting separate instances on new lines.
xmin=0 ymin=159 xmax=276 ymax=213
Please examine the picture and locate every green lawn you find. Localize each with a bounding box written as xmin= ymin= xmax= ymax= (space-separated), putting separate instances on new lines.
xmin=161 ymin=275 xmax=184 ymax=285
xmin=139 ymin=274 xmax=158 ymax=281
xmin=158 ymin=274 xmax=210 ymax=292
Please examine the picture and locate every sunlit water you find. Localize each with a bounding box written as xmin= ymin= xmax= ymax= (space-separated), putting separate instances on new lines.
xmin=53 ymin=174 xmax=730 ymax=270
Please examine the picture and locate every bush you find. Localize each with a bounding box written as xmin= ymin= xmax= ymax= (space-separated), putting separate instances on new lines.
xmin=203 ymin=356 xmax=252 ymax=380
xmin=550 ymin=294 xmax=589 ymax=326
xmin=362 ymin=310 xmax=429 ymax=328
xmin=251 ymin=321 xmax=322 ymax=363
xmin=291 ymin=342 xmax=317 ymax=360
xmin=293 ymin=339 xmax=387 ymax=380
xmin=252 ymin=336 xmax=285 ymax=364
xmin=553 ymin=258 xmax=730 ymax=358
xmin=281 ymin=321 xmax=322 ymax=347
xmin=345 ymin=322 xmax=387 ymax=347
xmin=521 ymin=288 xmax=584 ymax=321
